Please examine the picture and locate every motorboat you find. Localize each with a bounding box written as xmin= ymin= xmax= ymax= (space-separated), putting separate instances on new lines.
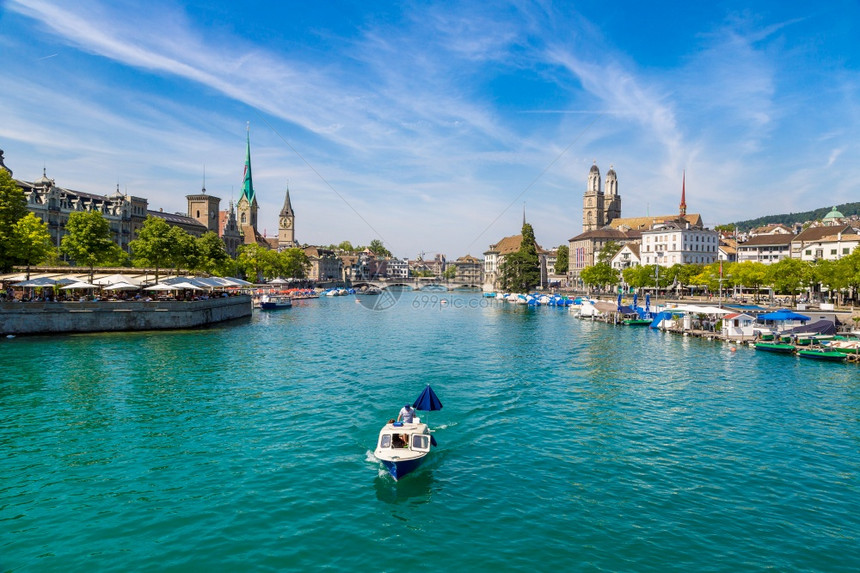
xmin=374 ymin=419 xmax=436 ymax=480
xmin=259 ymin=294 xmax=292 ymax=310
xmin=755 ymin=342 xmax=795 ymax=354
xmin=797 ymin=348 xmax=847 ymax=362
xmin=374 ymin=385 xmax=443 ymax=480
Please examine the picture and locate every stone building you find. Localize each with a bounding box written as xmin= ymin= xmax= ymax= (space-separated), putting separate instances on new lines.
xmin=582 ymin=162 xmax=621 ymax=232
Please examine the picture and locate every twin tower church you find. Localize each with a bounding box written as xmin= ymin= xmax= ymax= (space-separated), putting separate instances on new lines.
xmin=186 ymin=130 xmax=297 ymax=256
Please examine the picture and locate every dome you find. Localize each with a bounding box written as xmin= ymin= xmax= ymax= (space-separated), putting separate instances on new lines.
xmin=36 ymin=168 xmax=52 ymax=186
xmin=823 ymin=206 xmax=844 ymax=221
xmin=589 ymin=162 xmax=600 ymax=174
xmin=606 ymin=165 xmax=617 ymax=178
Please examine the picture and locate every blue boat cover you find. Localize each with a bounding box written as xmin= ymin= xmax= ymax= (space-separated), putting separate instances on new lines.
xmin=758 ymin=308 xmax=810 ymax=321
xmin=413 ymin=385 xmax=443 ymax=411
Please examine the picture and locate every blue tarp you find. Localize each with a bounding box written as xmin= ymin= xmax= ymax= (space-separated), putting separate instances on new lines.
xmin=649 ymin=311 xmax=675 ymax=328
xmin=413 ymin=385 xmax=443 ymax=411
xmin=758 ymin=308 xmax=810 ymax=321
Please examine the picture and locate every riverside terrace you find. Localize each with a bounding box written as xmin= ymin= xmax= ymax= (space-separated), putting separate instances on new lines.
xmin=0 ymin=271 xmax=254 ymax=335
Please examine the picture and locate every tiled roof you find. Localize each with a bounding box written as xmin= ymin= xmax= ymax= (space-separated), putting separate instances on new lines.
xmin=608 ymin=213 xmax=702 ymax=231
xmin=569 ymin=228 xmax=637 ymax=242
xmin=793 ymin=225 xmax=856 ymax=243
xmin=738 ymin=234 xmax=794 ymax=246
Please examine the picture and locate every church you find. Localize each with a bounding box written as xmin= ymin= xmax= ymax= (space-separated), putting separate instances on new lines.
xmin=187 ymin=128 xmax=297 ymax=254
xmin=569 ymin=163 xmax=707 ymax=283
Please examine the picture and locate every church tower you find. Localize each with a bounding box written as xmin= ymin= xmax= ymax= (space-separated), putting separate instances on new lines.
xmin=236 ymin=127 xmax=259 ymax=239
xmin=187 ymin=173 xmax=221 ymax=233
xmin=582 ymin=162 xmax=604 ymax=231
xmin=603 ymin=165 xmax=621 ymax=225
xmin=278 ymin=184 xmax=296 ymax=250
xmin=679 ymin=170 xmax=687 ymax=217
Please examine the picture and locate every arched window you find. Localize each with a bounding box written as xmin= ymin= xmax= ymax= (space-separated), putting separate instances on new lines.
xmin=241 ymin=213 xmax=247 ymax=224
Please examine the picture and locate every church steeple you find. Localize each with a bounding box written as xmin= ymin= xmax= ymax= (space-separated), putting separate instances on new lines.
xmin=679 ymin=170 xmax=687 ymax=217
xmin=241 ymin=125 xmax=255 ymax=204
xmin=280 ymin=185 xmax=294 ymax=218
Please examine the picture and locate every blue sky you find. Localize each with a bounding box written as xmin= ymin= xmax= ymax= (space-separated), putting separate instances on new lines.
xmin=1 ymin=1 xmax=858 ymax=259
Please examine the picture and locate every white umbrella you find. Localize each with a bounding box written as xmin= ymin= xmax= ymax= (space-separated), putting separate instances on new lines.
xmin=170 ymin=281 xmax=203 ymax=290
xmin=144 ymin=283 xmax=178 ymax=291
xmin=60 ymin=281 xmax=99 ymax=290
xmin=103 ymin=282 xmax=140 ymax=291
xmin=14 ymin=277 xmax=58 ymax=287
xmin=94 ymin=274 xmax=142 ymax=286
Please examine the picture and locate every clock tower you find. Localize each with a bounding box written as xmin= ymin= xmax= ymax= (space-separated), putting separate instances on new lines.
xmin=278 ymin=184 xmax=296 ymax=249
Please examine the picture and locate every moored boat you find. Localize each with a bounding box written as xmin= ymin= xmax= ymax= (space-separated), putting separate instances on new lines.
xmin=755 ymin=342 xmax=795 ymax=354
xmin=797 ymin=348 xmax=847 ymax=362
xmin=623 ymin=318 xmax=652 ymax=326
xmin=259 ymin=294 xmax=292 ymax=310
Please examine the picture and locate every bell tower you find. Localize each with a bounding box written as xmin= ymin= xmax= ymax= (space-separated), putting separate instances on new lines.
xmin=278 ymin=184 xmax=296 ymax=249
xmin=582 ymin=162 xmax=604 ymax=231
xmin=603 ymin=165 xmax=621 ymax=225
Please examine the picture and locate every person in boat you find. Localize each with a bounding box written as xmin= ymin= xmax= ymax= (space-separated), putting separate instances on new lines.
xmin=392 ymin=434 xmax=408 ymax=448
xmin=397 ymin=404 xmax=414 ymax=423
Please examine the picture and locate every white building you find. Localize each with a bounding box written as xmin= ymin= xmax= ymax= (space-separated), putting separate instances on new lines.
xmin=387 ymin=257 xmax=410 ymax=279
xmin=640 ymin=220 xmax=719 ymax=267
xmin=797 ymin=231 xmax=860 ymax=262
xmin=610 ymin=243 xmax=641 ymax=271
xmin=736 ymin=234 xmax=794 ymax=264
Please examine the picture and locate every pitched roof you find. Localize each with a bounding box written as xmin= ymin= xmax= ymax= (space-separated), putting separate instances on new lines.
xmin=486 ymin=234 xmax=547 ymax=255
xmin=738 ymin=234 xmax=794 ymax=246
xmin=569 ymin=228 xmax=638 ymax=242
xmin=793 ymin=225 xmax=856 ymax=244
xmin=608 ymin=213 xmax=702 ymax=231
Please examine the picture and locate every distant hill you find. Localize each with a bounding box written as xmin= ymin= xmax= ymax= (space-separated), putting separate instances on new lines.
xmin=732 ymin=202 xmax=860 ymax=232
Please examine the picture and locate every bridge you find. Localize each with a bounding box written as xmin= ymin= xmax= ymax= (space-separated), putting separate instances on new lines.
xmin=351 ymin=277 xmax=482 ymax=291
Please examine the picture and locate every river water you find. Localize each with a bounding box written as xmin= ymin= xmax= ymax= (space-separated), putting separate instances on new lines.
xmin=1 ymin=292 xmax=858 ymax=572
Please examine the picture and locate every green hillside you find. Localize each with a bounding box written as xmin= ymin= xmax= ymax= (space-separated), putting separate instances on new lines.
xmin=732 ymin=202 xmax=860 ymax=232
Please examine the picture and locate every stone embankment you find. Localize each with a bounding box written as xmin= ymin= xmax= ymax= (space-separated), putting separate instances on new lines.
xmin=0 ymin=296 xmax=252 ymax=335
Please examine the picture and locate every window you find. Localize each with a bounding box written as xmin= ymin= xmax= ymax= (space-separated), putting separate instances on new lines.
xmin=412 ymin=435 xmax=428 ymax=449
xmin=831 ymin=249 xmax=837 ymax=255
xmin=380 ymin=435 xmax=391 ymax=448
xmin=844 ymin=248 xmax=850 ymax=255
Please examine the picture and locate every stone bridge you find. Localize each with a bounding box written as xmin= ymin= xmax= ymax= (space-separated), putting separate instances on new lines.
xmin=351 ymin=278 xmax=481 ymax=291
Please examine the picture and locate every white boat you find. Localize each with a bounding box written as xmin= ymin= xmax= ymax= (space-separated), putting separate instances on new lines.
xmin=259 ymin=294 xmax=292 ymax=309
xmin=374 ymin=385 xmax=442 ymax=480
xmin=374 ymin=419 xmax=436 ymax=480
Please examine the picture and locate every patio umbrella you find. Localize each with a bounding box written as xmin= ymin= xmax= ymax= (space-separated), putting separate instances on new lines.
xmin=633 ymin=293 xmax=638 ymax=310
xmin=60 ymin=281 xmax=98 ymax=290
xmin=617 ymin=293 xmax=622 ymax=312
xmin=169 ymin=281 xmax=203 ymax=290
xmin=645 ymin=293 xmax=651 ymax=314
xmin=144 ymin=283 xmax=178 ymax=291
xmin=103 ymin=282 xmax=140 ymax=291
xmin=93 ymin=274 xmax=142 ymax=286
xmin=14 ymin=277 xmax=58 ymax=287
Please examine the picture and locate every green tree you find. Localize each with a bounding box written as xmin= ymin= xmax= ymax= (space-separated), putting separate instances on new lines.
xmin=0 ymin=169 xmax=28 ymax=273
xmin=60 ymin=211 xmax=122 ymax=282
xmin=196 ymin=232 xmax=231 ymax=276
xmin=443 ymin=265 xmax=457 ymax=281
xmin=279 ymin=247 xmax=311 ymax=279
xmin=129 ymin=216 xmax=174 ymax=283
xmin=732 ymin=261 xmax=768 ymax=302
xmin=597 ymin=241 xmax=622 ymax=264
xmin=236 ymin=244 xmax=276 ymax=282
xmin=555 ymin=245 xmax=569 ymax=274
xmin=337 ymin=241 xmax=355 ymax=252
xmin=714 ymin=224 xmax=736 ymax=233
xmin=10 ymin=213 xmax=52 ymax=279
xmin=499 ymin=223 xmax=541 ymax=292
xmin=833 ymin=246 xmax=860 ymax=305
xmin=765 ymin=258 xmax=811 ymax=304
xmin=580 ymin=262 xmax=619 ymax=290
xmin=368 ymin=239 xmax=392 ymax=258
xmin=168 ymin=226 xmax=199 ymax=274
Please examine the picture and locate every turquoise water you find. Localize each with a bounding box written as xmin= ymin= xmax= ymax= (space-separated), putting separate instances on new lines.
xmin=2 ymin=292 xmax=858 ymax=572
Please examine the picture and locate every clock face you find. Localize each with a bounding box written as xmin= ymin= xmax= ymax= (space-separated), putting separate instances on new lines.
xmin=282 ymin=217 xmax=292 ymax=229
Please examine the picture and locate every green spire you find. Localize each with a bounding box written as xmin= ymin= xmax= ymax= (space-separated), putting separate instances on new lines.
xmin=241 ymin=126 xmax=255 ymax=204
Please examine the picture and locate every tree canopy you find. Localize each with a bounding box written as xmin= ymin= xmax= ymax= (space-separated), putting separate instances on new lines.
xmin=60 ymin=211 xmax=123 ymax=282
xmin=10 ymin=213 xmax=52 ymax=279
xmin=129 ymin=216 xmax=174 ymax=283
xmin=499 ymin=223 xmax=541 ymax=292
xmin=555 ymin=245 xmax=569 ymax=274
xmin=0 ymin=169 xmax=28 ymax=273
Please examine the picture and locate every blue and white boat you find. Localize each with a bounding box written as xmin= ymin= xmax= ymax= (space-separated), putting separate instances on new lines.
xmin=259 ymin=294 xmax=292 ymax=309
xmin=374 ymin=385 xmax=442 ymax=480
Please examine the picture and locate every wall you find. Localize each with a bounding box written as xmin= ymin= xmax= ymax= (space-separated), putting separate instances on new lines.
xmin=0 ymin=296 xmax=252 ymax=335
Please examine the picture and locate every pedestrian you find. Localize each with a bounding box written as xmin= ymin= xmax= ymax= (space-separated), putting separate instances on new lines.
xmin=397 ymin=404 xmax=414 ymax=423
